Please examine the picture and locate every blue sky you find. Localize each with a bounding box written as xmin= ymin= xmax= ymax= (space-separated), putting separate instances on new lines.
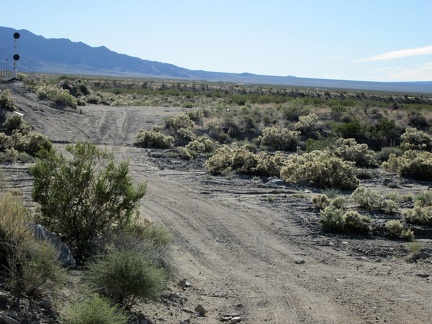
xmin=2 ymin=1 xmax=432 ymax=81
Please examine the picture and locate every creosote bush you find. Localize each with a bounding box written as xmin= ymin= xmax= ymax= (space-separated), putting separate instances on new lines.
xmin=0 ymin=90 xmax=17 ymax=111
xmin=280 ymin=151 xmax=359 ymax=190
xmin=30 ymin=142 xmax=147 ymax=262
xmin=351 ymin=186 xmax=382 ymax=210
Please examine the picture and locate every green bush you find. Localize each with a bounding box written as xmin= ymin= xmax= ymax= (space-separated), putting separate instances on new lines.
xmin=334 ymin=138 xmax=376 ymax=168
xmin=382 ymin=150 xmax=432 ymax=180
xmin=320 ymin=206 xmax=371 ymax=233
xmin=385 ymin=220 xmax=404 ymax=238
xmin=260 ymin=126 xmax=300 ymax=151
xmin=134 ymin=129 xmax=174 ymax=149
xmin=204 ymin=144 xmax=259 ymax=175
xmin=64 ymin=295 xmax=129 ymax=324
xmin=165 ymin=114 xmax=194 ymax=130
xmin=311 ymin=194 xmax=330 ymax=209
xmin=400 ymin=127 xmax=432 ymax=151
xmin=280 ymin=151 xmax=359 ymax=190
xmin=0 ymin=90 xmax=17 ymax=111
xmin=414 ymin=191 xmax=432 ymax=207
xmin=351 ymin=186 xmax=382 ymax=210
xmin=374 ymin=146 xmax=403 ymax=163
xmin=2 ymin=114 xmax=25 ymax=131
xmin=403 ymin=206 xmax=432 ymax=226
xmin=294 ymin=113 xmax=323 ymax=137
xmin=255 ymin=151 xmax=285 ymax=177
xmin=87 ymin=250 xmax=167 ymax=307
xmin=11 ymin=131 xmax=53 ymax=156
xmin=30 ymin=142 xmax=147 ymax=262
xmin=185 ymin=135 xmax=219 ymax=153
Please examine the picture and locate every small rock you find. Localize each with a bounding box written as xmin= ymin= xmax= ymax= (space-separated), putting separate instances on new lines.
xmin=229 ymin=317 xmax=242 ymax=323
xmin=295 ymin=259 xmax=305 ymax=264
xmin=416 ymin=273 xmax=430 ymax=278
xmin=194 ymin=304 xmax=208 ymax=316
xmin=178 ymin=279 xmax=192 ymax=289
xmin=39 ymin=299 xmax=53 ymax=310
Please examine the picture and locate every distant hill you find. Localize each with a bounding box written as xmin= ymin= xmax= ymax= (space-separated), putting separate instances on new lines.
xmin=1 ymin=26 xmax=431 ymax=94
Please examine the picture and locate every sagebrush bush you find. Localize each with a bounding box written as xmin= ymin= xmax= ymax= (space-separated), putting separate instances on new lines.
xmin=311 ymin=194 xmax=330 ymax=209
xmin=400 ymin=127 xmax=432 ymax=151
xmin=64 ymin=295 xmax=129 ymax=324
xmin=260 ymin=126 xmax=300 ymax=151
xmin=294 ymin=113 xmax=323 ymax=137
xmin=11 ymin=131 xmax=53 ymax=156
xmin=134 ymin=129 xmax=174 ymax=149
xmin=351 ymin=186 xmax=383 ymax=210
xmin=204 ymin=144 xmax=259 ymax=175
xmin=414 ymin=191 xmax=432 ymax=207
xmin=185 ymin=135 xmax=219 ymax=153
xmin=385 ymin=220 xmax=404 ymax=238
xmin=403 ymin=206 xmax=432 ymax=226
xmin=320 ymin=206 xmax=371 ymax=233
xmin=87 ymin=250 xmax=167 ymax=307
xmin=382 ymin=150 xmax=432 ymax=180
xmin=165 ymin=114 xmax=194 ymax=130
xmin=36 ymin=83 xmax=77 ymax=108
xmin=280 ymin=151 xmax=359 ymax=190
xmin=334 ymin=138 xmax=377 ymax=168
xmin=255 ymin=151 xmax=285 ymax=177
xmin=2 ymin=114 xmax=26 ymax=131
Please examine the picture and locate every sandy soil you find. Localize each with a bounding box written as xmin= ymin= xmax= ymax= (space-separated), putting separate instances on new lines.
xmin=2 ymin=82 xmax=432 ymax=324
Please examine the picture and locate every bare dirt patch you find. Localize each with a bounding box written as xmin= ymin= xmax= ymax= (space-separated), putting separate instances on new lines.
xmin=1 ymin=82 xmax=431 ymax=324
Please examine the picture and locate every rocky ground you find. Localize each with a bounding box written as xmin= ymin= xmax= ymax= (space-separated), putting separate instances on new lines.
xmin=0 ymin=82 xmax=431 ymax=324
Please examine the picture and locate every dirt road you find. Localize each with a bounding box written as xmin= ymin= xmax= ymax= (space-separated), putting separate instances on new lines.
xmin=6 ymin=82 xmax=432 ymax=323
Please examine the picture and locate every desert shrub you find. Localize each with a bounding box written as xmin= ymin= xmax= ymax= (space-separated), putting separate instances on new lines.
xmin=385 ymin=220 xmax=404 ymax=238
xmin=176 ymin=127 xmax=197 ymax=143
xmin=11 ymin=131 xmax=53 ymax=156
xmin=280 ymin=151 xmax=359 ymax=190
xmin=400 ymin=127 xmax=432 ymax=151
xmin=0 ymin=90 xmax=17 ymax=111
xmin=0 ymin=133 xmax=11 ymax=151
xmin=134 ymin=130 xmax=174 ymax=149
xmin=0 ymin=148 xmax=19 ymax=162
xmin=414 ymin=191 xmax=432 ymax=207
xmin=177 ymin=146 xmax=196 ymax=160
xmin=294 ymin=113 xmax=323 ymax=137
xmin=382 ymin=150 xmax=432 ymax=180
xmin=185 ymin=135 xmax=219 ymax=153
xmin=375 ymin=146 xmax=403 ymax=163
xmin=165 ymin=114 xmax=194 ymax=130
xmin=334 ymin=138 xmax=376 ymax=168
xmin=332 ymin=119 xmax=369 ymax=143
xmin=87 ymin=250 xmax=167 ymax=307
xmin=0 ymin=194 xmax=63 ymax=296
xmin=204 ymin=144 xmax=259 ymax=175
xmin=305 ymin=136 xmax=338 ymax=152
xmin=380 ymin=199 xmax=400 ymax=215
xmin=30 ymin=142 xmax=147 ymax=262
xmin=351 ymin=186 xmax=382 ymax=210
xmin=320 ymin=206 xmax=371 ymax=233
xmin=260 ymin=126 xmax=300 ymax=151
xmin=408 ymin=111 xmax=429 ymax=129
xmin=329 ymin=196 xmax=346 ymax=209
xmin=311 ymin=194 xmax=330 ymax=209
xmin=2 ymin=113 xmax=25 ymax=131
xmin=403 ymin=206 xmax=432 ymax=226
xmin=64 ymin=295 xmax=129 ymax=324
xmin=281 ymin=98 xmax=309 ymax=121
xmin=400 ymin=228 xmax=415 ymax=241
xmin=36 ymin=83 xmax=77 ymax=108
xmin=255 ymin=151 xmax=285 ymax=177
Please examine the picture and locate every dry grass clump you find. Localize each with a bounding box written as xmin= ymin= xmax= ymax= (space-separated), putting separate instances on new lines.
xmin=320 ymin=206 xmax=371 ymax=234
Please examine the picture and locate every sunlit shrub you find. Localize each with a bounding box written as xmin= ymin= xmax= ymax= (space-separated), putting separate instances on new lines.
xmin=165 ymin=114 xmax=194 ymax=130
xmin=311 ymin=194 xmax=330 ymax=210
xmin=374 ymin=146 xmax=403 ymax=163
xmin=260 ymin=126 xmax=300 ymax=151
xmin=320 ymin=206 xmax=370 ymax=233
xmin=185 ymin=135 xmax=220 ymax=153
xmin=385 ymin=220 xmax=404 ymax=238
xmin=400 ymin=127 xmax=432 ymax=151
xmin=255 ymin=151 xmax=285 ymax=177
xmin=403 ymin=206 xmax=432 ymax=226
xmin=134 ymin=130 xmax=174 ymax=149
xmin=0 ymin=90 xmax=17 ymax=111
xmin=204 ymin=144 xmax=258 ymax=175
xmin=382 ymin=150 xmax=432 ymax=180
xmin=334 ymin=138 xmax=377 ymax=167
xmin=414 ymin=191 xmax=432 ymax=207
xmin=294 ymin=113 xmax=323 ymax=137
xmin=280 ymin=151 xmax=359 ymax=190
xmin=351 ymin=186 xmax=382 ymax=210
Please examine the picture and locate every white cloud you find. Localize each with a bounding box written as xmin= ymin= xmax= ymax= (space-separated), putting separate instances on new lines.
xmin=359 ymin=45 xmax=432 ymax=62
xmin=379 ymin=61 xmax=432 ymax=81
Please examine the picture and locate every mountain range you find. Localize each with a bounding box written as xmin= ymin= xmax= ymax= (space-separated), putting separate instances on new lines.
xmin=1 ymin=26 xmax=431 ymax=94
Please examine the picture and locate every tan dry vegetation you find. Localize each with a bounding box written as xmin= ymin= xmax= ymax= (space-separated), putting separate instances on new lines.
xmin=0 ymin=81 xmax=432 ymax=323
